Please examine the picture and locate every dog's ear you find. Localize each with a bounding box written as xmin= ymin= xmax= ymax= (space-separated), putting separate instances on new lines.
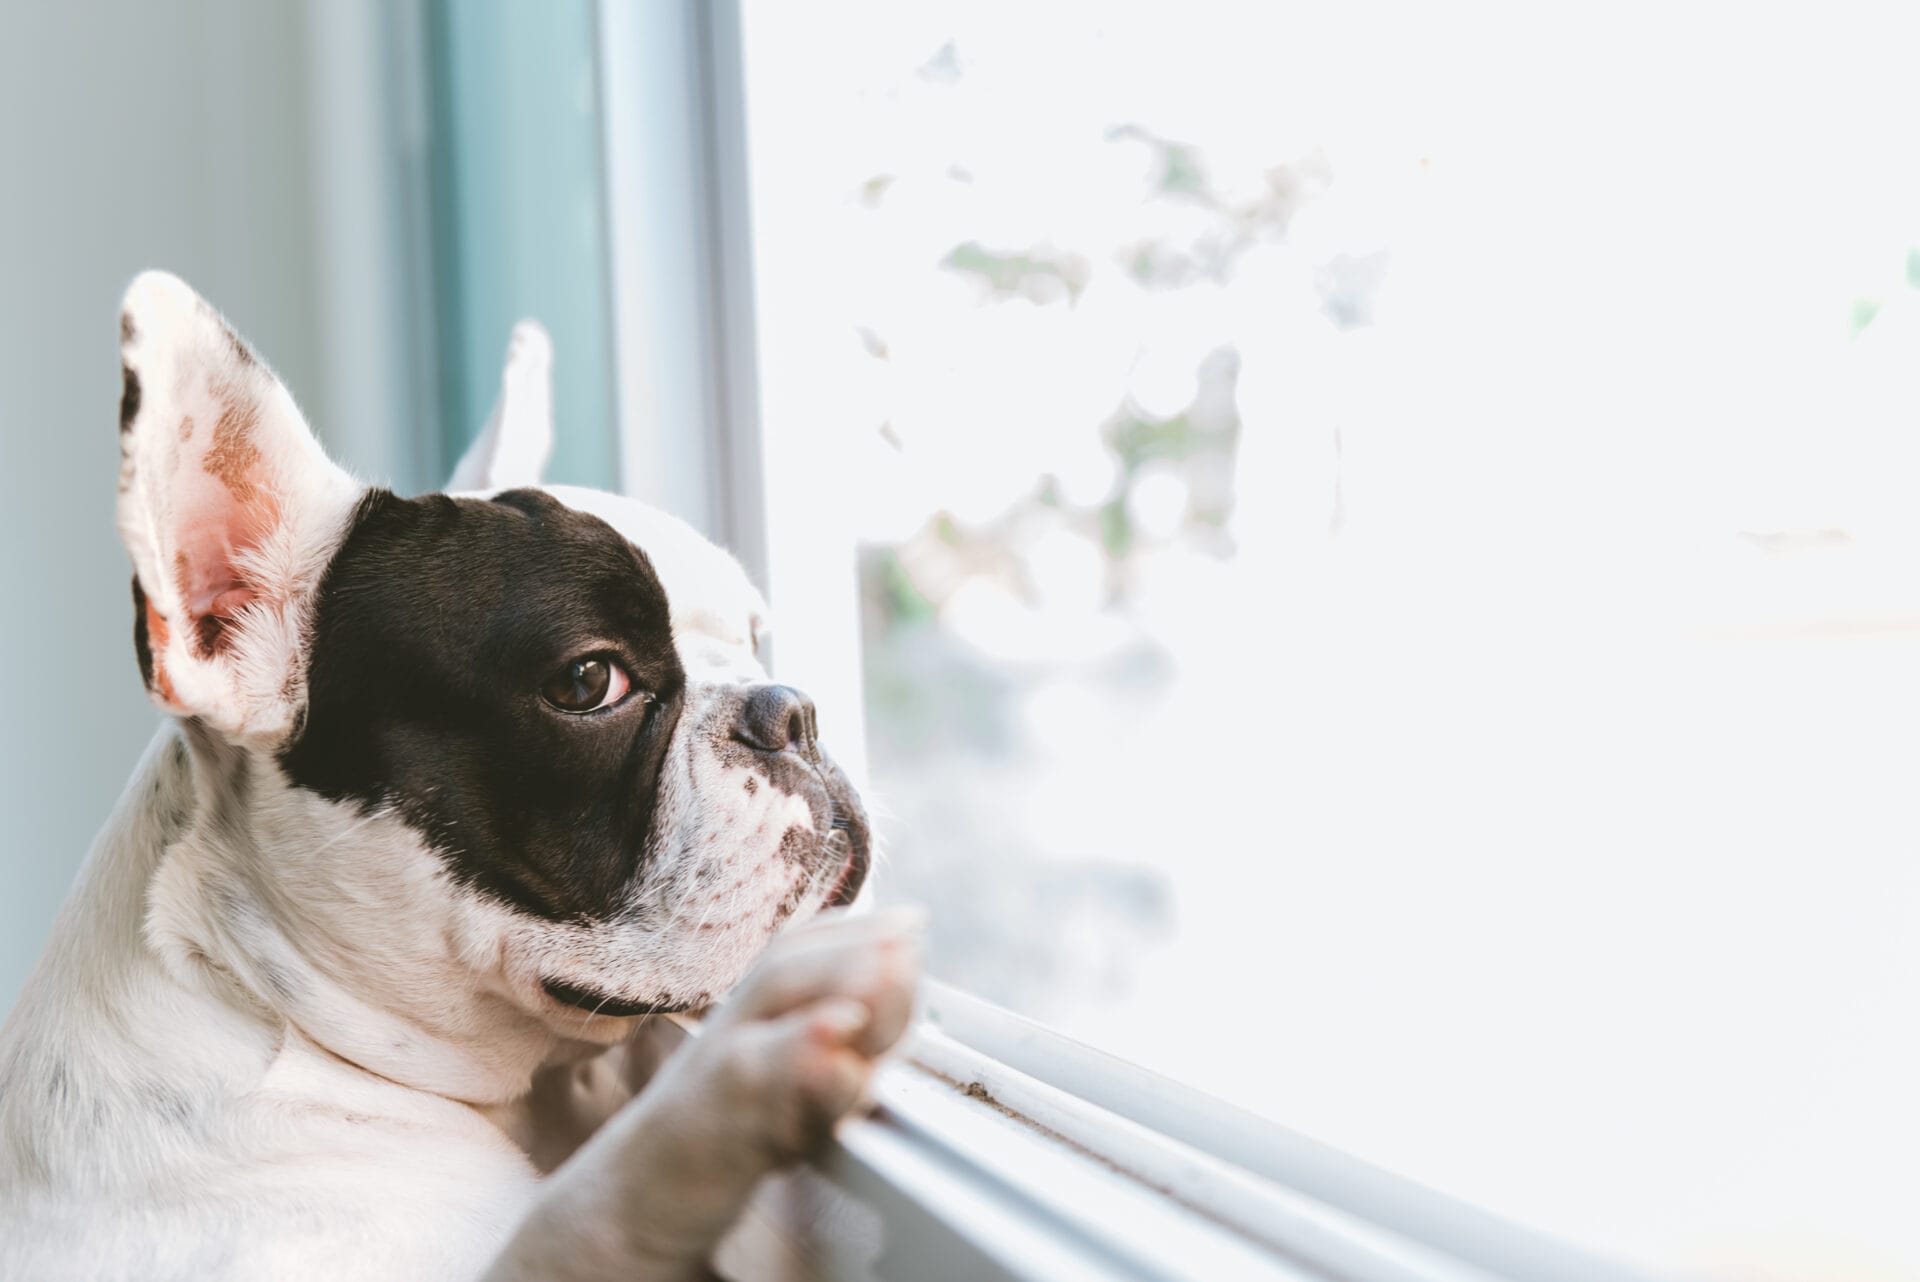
xmin=446 ymin=320 xmax=553 ymax=492
xmin=116 ymin=271 xmax=363 ymax=740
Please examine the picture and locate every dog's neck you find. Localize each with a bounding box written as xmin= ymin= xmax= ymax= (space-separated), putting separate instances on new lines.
xmin=2 ymin=726 xmax=576 ymax=1130
xmin=0 ymin=728 xmax=271 ymax=1186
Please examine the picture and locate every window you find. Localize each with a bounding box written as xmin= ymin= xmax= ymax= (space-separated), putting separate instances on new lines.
xmin=599 ymin=3 xmax=1920 ymax=1278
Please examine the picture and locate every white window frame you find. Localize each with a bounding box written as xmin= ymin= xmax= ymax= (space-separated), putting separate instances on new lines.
xmin=594 ymin=5 xmax=1663 ymax=1279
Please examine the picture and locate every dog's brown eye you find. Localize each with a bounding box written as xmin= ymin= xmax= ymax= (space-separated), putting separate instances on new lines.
xmin=542 ymin=655 xmax=632 ymax=713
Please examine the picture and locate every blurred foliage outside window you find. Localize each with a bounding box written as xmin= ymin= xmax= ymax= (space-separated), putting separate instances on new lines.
xmin=739 ymin=5 xmax=1920 ymax=1278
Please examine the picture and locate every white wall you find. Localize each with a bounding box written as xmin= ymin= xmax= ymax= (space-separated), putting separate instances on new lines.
xmin=0 ymin=1 xmax=421 ymax=1008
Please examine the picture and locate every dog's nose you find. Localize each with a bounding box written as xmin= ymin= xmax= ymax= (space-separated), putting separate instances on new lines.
xmin=735 ymin=683 xmax=816 ymax=754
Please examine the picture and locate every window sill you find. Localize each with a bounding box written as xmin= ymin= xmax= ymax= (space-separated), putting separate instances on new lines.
xmin=683 ymin=984 xmax=1663 ymax=1282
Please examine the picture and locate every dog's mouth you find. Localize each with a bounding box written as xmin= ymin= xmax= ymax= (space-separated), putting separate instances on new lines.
xmin=539 ymin=978 xmax=693 ymax=1019
xmin=819 ymin=788 xmax=870 ymax=909
xmin=821 ymin=802 xmax=867 ymax=909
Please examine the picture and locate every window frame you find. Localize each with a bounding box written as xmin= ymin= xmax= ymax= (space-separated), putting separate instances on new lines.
xmin=597 ymin=0 xmax=870 ymax=773
xmin=662 ymin=987 xmax=1664 ymax=1282
xmin=593 ymin=5 xmax=1665 ymax=1279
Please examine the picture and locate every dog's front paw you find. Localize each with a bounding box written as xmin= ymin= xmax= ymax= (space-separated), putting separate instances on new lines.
xmin=487 ymin=909 xmax=924 ymax=1282
xmin=689 ymin=906 xmax=924 ymax=1161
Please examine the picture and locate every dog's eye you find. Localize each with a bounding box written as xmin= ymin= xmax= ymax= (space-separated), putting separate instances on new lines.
xmin=541 ymin=655 xmax=633 ymax=714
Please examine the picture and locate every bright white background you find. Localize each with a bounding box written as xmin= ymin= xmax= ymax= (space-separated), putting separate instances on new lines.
xmin=739 ymin=4 xmax=1920 ymax=1279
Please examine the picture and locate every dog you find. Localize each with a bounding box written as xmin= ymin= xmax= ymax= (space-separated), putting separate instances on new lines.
xmin=0 ymin=272 xmax=921 ymax=1281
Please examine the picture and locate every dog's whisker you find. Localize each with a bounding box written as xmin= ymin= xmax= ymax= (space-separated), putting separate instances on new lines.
xmin=688 ymin=879 xmax=738 ymax=938
xmin=304 ymin=808 xmax=389 ymax=858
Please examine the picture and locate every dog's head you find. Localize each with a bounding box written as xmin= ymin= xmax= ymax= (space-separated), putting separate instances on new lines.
xmin=116 ymin=273 xmax=868 ymax=1096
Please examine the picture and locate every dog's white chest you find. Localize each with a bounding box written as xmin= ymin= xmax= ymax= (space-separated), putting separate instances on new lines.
xmin=5 ymin=1017 xmax=540 ymax=1282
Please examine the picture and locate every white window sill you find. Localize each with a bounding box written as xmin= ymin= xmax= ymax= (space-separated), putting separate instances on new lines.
xmin=676 ymin=984 xmax=1664 ymax=1282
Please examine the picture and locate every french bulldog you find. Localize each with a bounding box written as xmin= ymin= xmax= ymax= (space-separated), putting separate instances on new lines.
xmin=0 ymin=272 xmax=921 ymax=1281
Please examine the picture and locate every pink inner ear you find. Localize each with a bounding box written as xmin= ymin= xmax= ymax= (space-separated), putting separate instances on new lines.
xmin=169 ymin=404 xmax=278 ymax=660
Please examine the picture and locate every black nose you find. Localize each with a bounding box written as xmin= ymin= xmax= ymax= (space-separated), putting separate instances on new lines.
xmin=735 ymin=683 xmax=816 ymax=754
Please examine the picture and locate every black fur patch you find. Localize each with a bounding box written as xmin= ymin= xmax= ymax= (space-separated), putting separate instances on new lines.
xmin=279 ymin=489 xmax=686 ymax=921
xmin=120 ymin=363 xmax=140 ymax=433
xmin=131 ymin=577 xmax=154 ymax=690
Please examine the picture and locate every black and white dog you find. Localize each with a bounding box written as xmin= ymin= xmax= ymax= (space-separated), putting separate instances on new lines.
xmin=0 ymin=273 xmax=921 ymax=1281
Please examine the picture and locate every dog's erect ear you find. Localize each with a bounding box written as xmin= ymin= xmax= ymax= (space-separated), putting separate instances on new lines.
xmin=117 ymin=271 xmax=362 ymax=740
xmin=446 ymin=320 xmax=554 ymax=492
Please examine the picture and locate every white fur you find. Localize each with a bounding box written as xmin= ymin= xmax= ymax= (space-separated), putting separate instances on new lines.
xmin=0 ymin=731 xmax=535 ymax=1281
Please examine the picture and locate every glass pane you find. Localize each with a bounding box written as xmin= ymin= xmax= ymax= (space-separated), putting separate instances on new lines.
xmin=739 ymin=3 xmax=1920 ymax=1276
